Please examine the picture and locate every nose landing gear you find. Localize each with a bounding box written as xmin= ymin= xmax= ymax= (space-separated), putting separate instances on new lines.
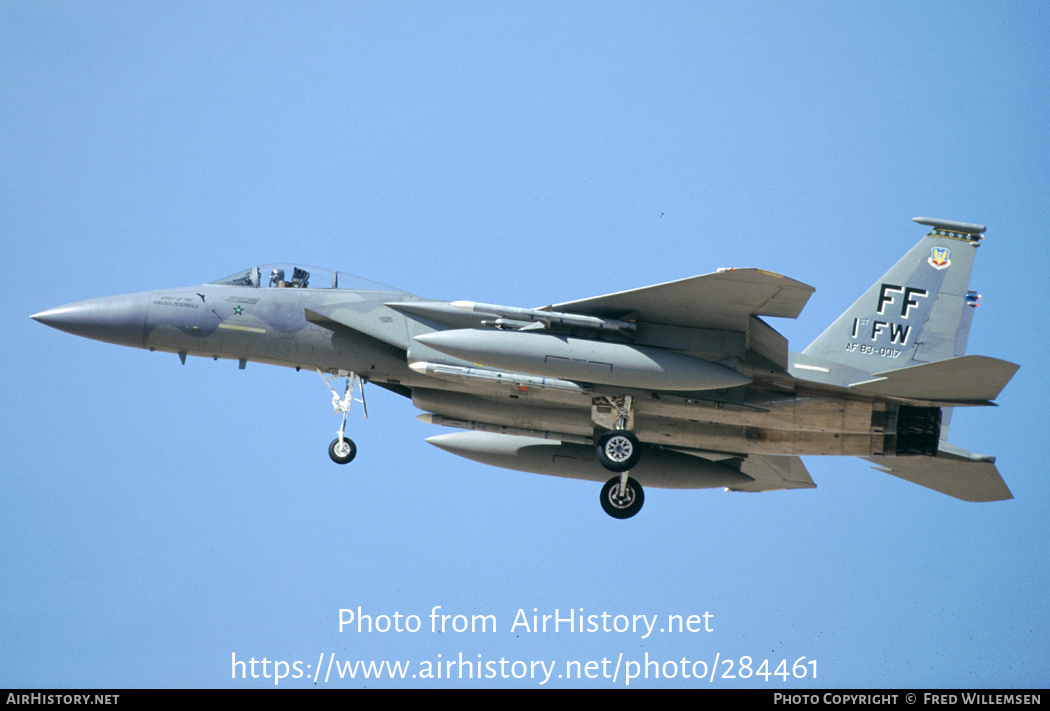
xmin=320 ymin=370 xmax=367 ymax=465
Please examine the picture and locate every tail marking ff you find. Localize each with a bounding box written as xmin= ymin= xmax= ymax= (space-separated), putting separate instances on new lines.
xmin=802 ymin=217 xmax=987 ymax=371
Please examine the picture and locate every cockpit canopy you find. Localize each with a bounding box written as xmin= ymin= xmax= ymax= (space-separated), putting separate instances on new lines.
xmin=211 ymin=264 xmax=397 ymax=291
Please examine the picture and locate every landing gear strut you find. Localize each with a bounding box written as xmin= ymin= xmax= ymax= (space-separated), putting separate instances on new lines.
xmin=320 ymin=370 xmax=367 ymax=465
xmin=593 ymin=395 xmax=644 ymax=518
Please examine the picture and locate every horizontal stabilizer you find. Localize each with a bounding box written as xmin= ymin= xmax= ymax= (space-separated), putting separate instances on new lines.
xmin=865 ymin=445 xmax=1012 ymax=502
xmin=849 ymin=355 xmax=1018 ymax=403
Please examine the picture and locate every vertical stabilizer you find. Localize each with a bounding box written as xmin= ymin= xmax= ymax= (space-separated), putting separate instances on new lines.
xmin=802 ymin=217 xmax=985 ymax=373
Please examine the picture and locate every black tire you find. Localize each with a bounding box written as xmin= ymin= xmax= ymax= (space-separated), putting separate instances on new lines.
xmin=595 ymin=430 xmax=641 ymax=472
xmin=600 ymin=476 xmax=644 ymax=519
xmin=329 ymin=437 xmax=357 ymax=464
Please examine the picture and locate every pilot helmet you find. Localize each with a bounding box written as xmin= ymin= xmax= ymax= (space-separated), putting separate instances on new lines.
xmin=270 ymin=268 xmax=285 ymax=284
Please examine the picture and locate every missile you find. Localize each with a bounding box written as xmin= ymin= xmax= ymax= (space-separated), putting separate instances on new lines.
xmin=425 ymin=431 xmax=754 ymax=490
xmin=384 ymin=300 xmax=490 ymax=330
xmin=412 ymin=388 xmax=592 ymax=436
xmin=413 ymin=329 xmax=751 ymax=391
xmin=450 ymin=301 xmax=636 ymax=335
xmin=408 ymin=361 xmax=591 ymax=394
xmin=387 ymin=299 xmax=635 ymax=334
xmin=417 ymin=413 xmax=592 ymax=444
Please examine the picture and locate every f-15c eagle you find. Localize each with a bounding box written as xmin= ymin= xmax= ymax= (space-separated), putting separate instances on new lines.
xmin=33 ymin=217 xmax=1017 ymax=518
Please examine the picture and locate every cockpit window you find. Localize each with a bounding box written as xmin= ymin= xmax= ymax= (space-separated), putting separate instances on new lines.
xmin=212 ymin=268 xmax=259 ymax=287
xmin=259 ymin=264 xmax=324 ymax=288
xmin=211 ymin=264 xmax=399 ymax=292
xmin=269 ymin=266 xmax=310 ymax=288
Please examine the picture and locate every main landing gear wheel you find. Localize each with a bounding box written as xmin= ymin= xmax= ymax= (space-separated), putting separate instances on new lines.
xmin=329 ymin=437 xmax=357 ymax=465
xmin=595 ymin=430 xmax=641 ymax=472
xmin=600 ymin=476 xmax=644 ymax=519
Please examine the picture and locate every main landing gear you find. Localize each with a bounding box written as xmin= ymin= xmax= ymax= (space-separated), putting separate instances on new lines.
xmin=320 ymin=370 xmax=367 ymax=465
xmin=596 ymin=430 xmax=641 ymax=471
xmin=600 ymin=475 xmax=644 ymax=519
xmin=593 ymin=395 xmax=644 ymax=519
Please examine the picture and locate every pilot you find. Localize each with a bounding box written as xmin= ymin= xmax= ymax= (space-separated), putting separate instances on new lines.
xmin=269 ymin=268 xmax=286 ymax=287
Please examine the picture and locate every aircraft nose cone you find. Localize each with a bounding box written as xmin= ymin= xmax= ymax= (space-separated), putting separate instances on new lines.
xmin=32 ymin=292 xmax=150 ymax=348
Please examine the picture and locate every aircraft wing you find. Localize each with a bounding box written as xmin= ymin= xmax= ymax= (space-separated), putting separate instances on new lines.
xmin=548 ymin=269 xmax=815 ymax=330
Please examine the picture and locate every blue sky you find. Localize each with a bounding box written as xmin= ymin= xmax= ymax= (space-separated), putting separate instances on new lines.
xmin=3 ymin=2 xmax=1048 ymax=688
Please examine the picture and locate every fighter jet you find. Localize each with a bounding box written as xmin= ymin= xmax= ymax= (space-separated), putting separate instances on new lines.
xmin=32 ymin=217 xmax=1017 ymax=518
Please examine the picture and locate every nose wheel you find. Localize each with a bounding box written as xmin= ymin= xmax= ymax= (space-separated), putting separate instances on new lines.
xmin=329 ymin=436 xmax=357 ymax=464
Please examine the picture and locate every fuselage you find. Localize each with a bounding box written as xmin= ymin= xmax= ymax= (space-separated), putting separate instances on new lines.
xmin=32 ymin=263 xmax=914 ymax=462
